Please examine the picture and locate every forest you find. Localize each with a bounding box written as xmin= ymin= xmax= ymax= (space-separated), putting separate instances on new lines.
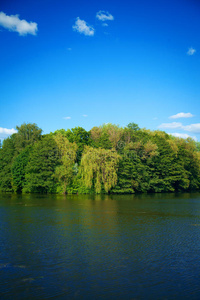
xmin=0 ymin=122 xmax=200 ymax=194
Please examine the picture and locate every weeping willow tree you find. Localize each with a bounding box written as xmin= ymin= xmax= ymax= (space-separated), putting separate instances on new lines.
xmin=80 ymin=146 xmax=121 ymax=193
xmin=54 ymin=133 xmax=78 ymax=194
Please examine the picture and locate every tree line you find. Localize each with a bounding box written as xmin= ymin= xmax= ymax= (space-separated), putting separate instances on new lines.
xmin=0 ymin=122 xmax=200 ymax=194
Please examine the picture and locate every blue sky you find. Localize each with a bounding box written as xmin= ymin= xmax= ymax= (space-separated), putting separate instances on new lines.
xmin=0 ymin=0 xmax=200 ymax=141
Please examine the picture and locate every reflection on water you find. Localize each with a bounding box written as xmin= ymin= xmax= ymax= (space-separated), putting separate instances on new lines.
xmin=1 ymin=193 xmax=200 ymax=299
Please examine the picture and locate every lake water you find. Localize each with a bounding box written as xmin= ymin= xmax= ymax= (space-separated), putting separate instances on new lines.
xmin=1 ymin=193 xmax=200 ymax=299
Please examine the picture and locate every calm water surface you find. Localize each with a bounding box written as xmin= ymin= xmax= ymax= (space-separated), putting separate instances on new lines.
xmin=1 ymin=193 xmax=200 ymax=299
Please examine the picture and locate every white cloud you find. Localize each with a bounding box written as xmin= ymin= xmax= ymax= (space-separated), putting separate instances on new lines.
xmin=83 ymin=114 xmax=88 ymax=117
xmin=67 ymin=48 xmax=72 ymax=51
xmin=96 ymin=11 xmax=114 ymax=22
xmin=159 ymin=122 xmax=200 ymax=134
xmin=0 ymin=127 xmax=17 ymax=135
xmin=187 ymin=47 xmax=196 ymax=56
xmin=0 ymin=11 xmax=38 ymax=35
xmin=170 ymin=133 xmax=197 ymax=141
xmin=184 ymin=123 xmax=200 ymax=133
xmin=158 ymin=122 xmax=183 ymax=129
xmin=63 ymin=117 xmax=71 ymax=120
xmin=169 ymin=112 xmax=194 ymax=119
xmin=0 ymin=127 xmax=17 ymax=140
xmin=73 ymin=17 xmax=94 ymax=36
xmin=102 ymin=23 xmax=108 ymax=27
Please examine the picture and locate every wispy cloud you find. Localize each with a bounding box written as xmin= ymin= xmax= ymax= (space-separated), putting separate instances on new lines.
xmin=0 ymin=127 xmax=17 ymax=135
xmin=102 ymin=23 xmax=108 ymax=27
xmin=184 ymin=123 xmax=200 ymax=133
xmin=158 ymin=122 xmax=183 ymax=129
xmin=63 ymin=116 xmax=71 ymax=120
xmin=67 ymin=48 xmax=72 ymax=51
xmin=96 ymin=11 xmax=114 ymax=22
xmin=169 ymin=112 xmax=194 ymax=119
xmin=169 ymin=133 xmax=197 ymax=141
xmin=0 ymin=11 xmax=38 ymax=35
xmin=73 ymin=17 xmax=94 ymax=36
xmin=83 ymin=114 xmax=88 ymax=117
xmin=159 ymin=122 xmax=200 ymax=134
xmin=0 ymin=127 xmax=17 ymax=140
xmin=187 ymin=47 xmax=196 ymax=56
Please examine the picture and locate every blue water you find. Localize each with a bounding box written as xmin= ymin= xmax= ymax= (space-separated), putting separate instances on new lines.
xmin=0 ymin=193 xmax=200 ymax=299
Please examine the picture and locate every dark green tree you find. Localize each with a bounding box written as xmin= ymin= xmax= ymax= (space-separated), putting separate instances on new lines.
xmin=0 ymin=136 xmax=16 ymax=191
xmin=127 ymin=122 xmax=140 ymax=131
xmin=112 ymin=150 xmax=135 ymax=194
xmin=65 ymin=127 xmax=91 ymax=162
xmin=148 ymin=133 xmax=188 ymax=192
xmin=15 ymin=123 xmax=42 ymax=153
xmin=12 ymin=146 xmax=31 ymax=193
xmin=176 ymin=138 xmax=200 ymax=191
xmin=23 ymin=135 xmax=59 ymax=193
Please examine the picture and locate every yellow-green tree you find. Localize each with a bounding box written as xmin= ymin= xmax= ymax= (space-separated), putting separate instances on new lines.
xmin=80 ymin=146 xmax=121 ymax=193
xmin=101 ymin=123 xmax=123 ymax=149
xmin=54 ymin=133 xmax=78 ymax=194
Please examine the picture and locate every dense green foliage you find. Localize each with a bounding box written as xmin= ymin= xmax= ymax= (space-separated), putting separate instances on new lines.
xmin=53 ymin=132 xmax=78 ymax=194
xmin=0 ymin=136 xmax=16 ymax=192
xmin=80 ymin=146 xmax=120 ymax=193
xmin=12 ymin=146 xmax=31 ymax=192
xmin=23 ymin=135 xmax=59 ymax=193
xmin=0 ymin=122 xmax=200 ymax=194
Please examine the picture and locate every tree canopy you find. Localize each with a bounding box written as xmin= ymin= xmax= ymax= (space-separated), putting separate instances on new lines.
xmin=80 ymin=146 xmax=121 ymax=193
xmin=15 ymin=123 xmax=42 ymax=152
xmin=53 ymin=132 xmax=78 ymax=194
xmin=0 ymin=122 xmax=200 ymax=194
